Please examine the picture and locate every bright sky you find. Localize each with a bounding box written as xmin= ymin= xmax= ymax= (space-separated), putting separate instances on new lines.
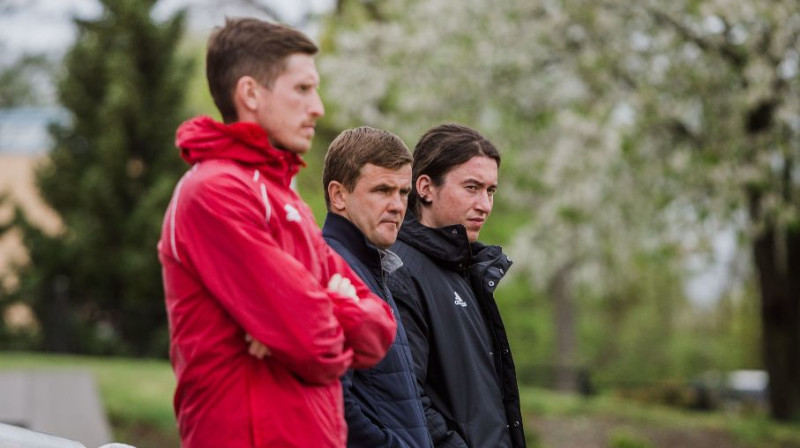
xmin=0 ymin=0 xmax=334 ymax=60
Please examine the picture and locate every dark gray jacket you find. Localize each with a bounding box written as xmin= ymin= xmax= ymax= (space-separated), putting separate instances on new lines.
xmin=388 ymin=215 xmax=525 ymax=448
xmin=323 ymin=212 xmax=432 ymax=448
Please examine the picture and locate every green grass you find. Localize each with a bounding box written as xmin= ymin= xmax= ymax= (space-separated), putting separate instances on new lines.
xmin=520 ymin=386 xmax=800 ymax=447
xmin=2 ymin=353 xmax=799 ymax=448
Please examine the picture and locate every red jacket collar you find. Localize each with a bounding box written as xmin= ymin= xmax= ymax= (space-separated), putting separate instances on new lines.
xmin=175 ymin=116 xmax=305 ymax=186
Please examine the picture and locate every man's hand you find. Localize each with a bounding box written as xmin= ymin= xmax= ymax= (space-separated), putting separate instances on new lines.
xmin=245 ymin=333 xmax=271 ymax=359
xmin=245 ymin=273 xmax=357 ymax=359
xmin=328 ymin=273 xmax=359 ymax=302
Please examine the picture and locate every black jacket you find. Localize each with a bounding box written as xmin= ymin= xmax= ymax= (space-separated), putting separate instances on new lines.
xmin=388 ymin=215 xmax=525 ymax=448
xmin=323 ymin=212 xmax=433 ymax=448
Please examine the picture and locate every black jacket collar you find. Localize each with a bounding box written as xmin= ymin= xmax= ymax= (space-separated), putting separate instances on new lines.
xmin=322 ymin=212 xmax=383 ymax=272
xmin=396 ymin=214 xmax=472 ymax=271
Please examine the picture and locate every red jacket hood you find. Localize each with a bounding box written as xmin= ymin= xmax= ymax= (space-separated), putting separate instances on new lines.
xmin=175 ymin=116 xmax=305 ymax=186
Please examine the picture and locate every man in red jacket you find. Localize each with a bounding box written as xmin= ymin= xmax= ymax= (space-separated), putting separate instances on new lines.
xmin=157 ymin=18 xmax=396 ymax=448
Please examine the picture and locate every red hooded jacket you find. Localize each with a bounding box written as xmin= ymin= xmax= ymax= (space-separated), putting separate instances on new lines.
xmin=158 ymin=116 xmax=397 ymax=447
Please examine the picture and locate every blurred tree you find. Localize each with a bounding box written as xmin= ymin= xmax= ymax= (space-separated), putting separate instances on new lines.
xmin=318 ymin=0 xmax=800 ymax=420
xmin=8 ymin=0 xmax=192 ymax=356
xmin=557 ymin=0 xmax=800 ymax=422
xmin=318 ymin=0 xmax=688 ymax=391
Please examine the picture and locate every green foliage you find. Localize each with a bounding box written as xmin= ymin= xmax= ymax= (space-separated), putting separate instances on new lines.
xmin=316 ymin=0 xmax=799 ymax=412
xmin=496 ymin=277 xmax=555 ymax=385
xmin=179 ymin=35 xmax=221 ymax=119
xmin=5 ymin=0 xmax=192 ymax=356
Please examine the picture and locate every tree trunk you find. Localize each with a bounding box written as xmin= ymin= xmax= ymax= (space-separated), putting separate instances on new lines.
xmin=549 ymin=259 xmax=579 ymax=392
xmin=42 ymin=275 xmax=74 ymax=353
xmin=752 ymin=224 xmax=800 ymax=421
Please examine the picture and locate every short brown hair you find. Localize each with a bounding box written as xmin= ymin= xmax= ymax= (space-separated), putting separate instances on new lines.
xmin=323 ymin=126 xmax=412 ymax=209
xmin=410 ymin=123 xmax=501 ymax=215
xmin=206 ymin=18 xmax=318 ymax=123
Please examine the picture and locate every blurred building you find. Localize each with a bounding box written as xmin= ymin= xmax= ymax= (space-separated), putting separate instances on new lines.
xmin=0 ymin=107 xmax=64 ymax=293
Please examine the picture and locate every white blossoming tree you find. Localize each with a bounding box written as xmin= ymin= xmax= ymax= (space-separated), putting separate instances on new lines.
xmin=319 ymin=0 xmax=800 ymax=420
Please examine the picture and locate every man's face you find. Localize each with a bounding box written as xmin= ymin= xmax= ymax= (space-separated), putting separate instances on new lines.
xmin=420 ymin=155 xmax=498 ymax=242
xmin=339 ymin=163 xmax=412 ymax=250
xmin=254 ymin=53 xmax=324 ymax=154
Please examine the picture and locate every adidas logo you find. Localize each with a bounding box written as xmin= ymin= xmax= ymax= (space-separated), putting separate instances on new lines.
xmin=284 ymin=204 xmax=301 ymax=223
xmin=454 ymin=291 xmax=467 ymax=307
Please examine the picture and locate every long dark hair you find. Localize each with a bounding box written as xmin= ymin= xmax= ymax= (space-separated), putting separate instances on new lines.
xmin=410 ymin=123 xmax=501 ymax=215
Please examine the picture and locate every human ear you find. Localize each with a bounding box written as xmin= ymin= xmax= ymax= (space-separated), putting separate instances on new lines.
xmin=416 ymin=175 xmax=433 ymax=205
xmin=234 ymin=76 xmax=260 ymax=112
xmin=328 ymin=181 xmax=347 ymax=211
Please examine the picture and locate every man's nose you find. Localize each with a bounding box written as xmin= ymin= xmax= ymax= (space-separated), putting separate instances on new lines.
xmin=388 ymin=192 xmax=406 ymax=213
xmin=309 ymin=91 xmax=324 ymax=117
xmin=475 ymin=190 xmax=492 ymax=214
